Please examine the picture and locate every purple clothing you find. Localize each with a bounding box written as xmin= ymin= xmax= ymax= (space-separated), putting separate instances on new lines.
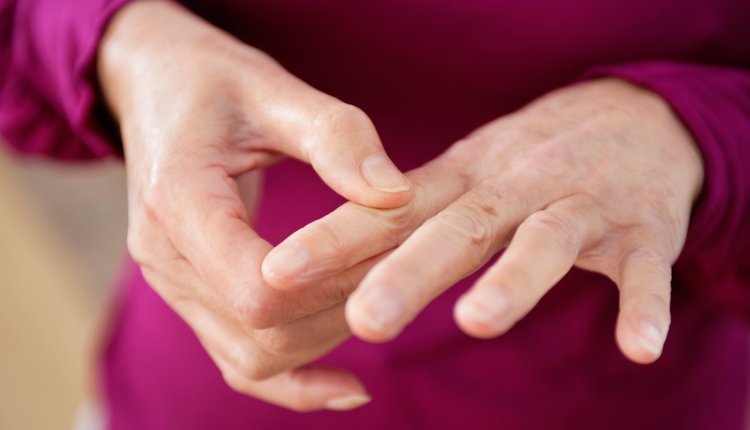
xmin=2 ymin=1 xmax=750 ymax=429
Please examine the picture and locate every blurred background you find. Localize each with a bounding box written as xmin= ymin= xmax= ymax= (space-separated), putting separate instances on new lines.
xmin=0 ymin=141 xmax=127 ymax=430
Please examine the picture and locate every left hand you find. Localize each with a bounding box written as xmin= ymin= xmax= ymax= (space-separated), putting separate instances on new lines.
xmin=262 ymin=78 xmax=704 ymax=364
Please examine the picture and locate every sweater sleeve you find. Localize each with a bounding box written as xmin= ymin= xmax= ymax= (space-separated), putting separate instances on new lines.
xmin=584 ymin=61 xmax=750 ymax=318
xmin=0 ymin=0 xmax=133 ymax=160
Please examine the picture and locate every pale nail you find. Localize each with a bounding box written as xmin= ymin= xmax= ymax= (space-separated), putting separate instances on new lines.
xmin=360 ymin=154 xmax=410 ymax=192
xmin=325 ymin=394 xmax=372 ymax=411
xmin=457 ymin=289 xmax=510 ymax=327
xmin=262 ymin=246 xmax=309 ymax=282
xmin=638 ymin=320 xmax=665 ymax=356
xmin=358 ymin=287 xmax=403 ymax=334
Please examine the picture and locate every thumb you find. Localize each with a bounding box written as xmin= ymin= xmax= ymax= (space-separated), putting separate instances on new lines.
xmin=263 ymin=97 xmax=412 ymax=209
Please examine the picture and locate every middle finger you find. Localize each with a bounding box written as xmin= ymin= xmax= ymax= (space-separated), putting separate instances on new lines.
xmin=345 ymin=181 xmax=538 ymax=342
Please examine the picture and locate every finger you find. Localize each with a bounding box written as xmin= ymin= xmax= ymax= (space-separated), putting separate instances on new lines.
xmin=158 ymin=160 xmax=360 ymax=333
xmin=346 ymin=184 xmax=536 ymax=342
xmin=262 ymin=97 xmax=412 ymax=209
xmin=253 ymin=252 xmax=390 ymax=328
xmin=454 ymin=195 xmax=602 ymax=338
xmin=201 ymin=315 xmax=369 ymax=412
xmin=220 ymin=364 xmax=371 ymax=412
xmin=158 ymin=163 xmax=278 ymax=327
xmin=614 ymin=241 xmax=672 ymax=364
xmin=250 ymin=303 xmax=352 ymax=379
xmin=262 ymin=159 xmax=466 ymax=289
xmin=176 ymin=297 xmax=353 ymax=383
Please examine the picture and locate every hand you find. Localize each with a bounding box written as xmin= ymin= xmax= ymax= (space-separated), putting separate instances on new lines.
xmin=263 ymin=78 xmax=704 ymax=364
xmin=98 ymin=1 xmax=412 ymax=411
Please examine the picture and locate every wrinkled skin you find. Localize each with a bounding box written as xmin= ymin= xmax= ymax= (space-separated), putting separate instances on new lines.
xmin=99 ymin=1 xmax=411 ymax=412
xmin=101 ymin=0 xmax=703 ymax=414
xmin=264 ymin=78 xmax=703 ymax=365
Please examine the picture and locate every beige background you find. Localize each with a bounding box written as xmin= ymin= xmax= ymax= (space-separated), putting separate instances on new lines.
xmin=0 ymin=144 xmax=127 ymax=430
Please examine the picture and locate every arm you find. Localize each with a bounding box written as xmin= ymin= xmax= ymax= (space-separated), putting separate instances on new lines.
xmin=0 ymin=0 xmax=131 ymax=159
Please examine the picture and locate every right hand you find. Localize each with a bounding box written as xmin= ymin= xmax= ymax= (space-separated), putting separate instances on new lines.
xmin=98 ymin=1 xmax=412 ymax=411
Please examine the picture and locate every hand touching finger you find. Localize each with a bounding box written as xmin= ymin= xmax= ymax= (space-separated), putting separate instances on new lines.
xmin=345 ymin=184 xmax=537 ymax=342
xmin=262 ymin=158 xmax=468 ymax=289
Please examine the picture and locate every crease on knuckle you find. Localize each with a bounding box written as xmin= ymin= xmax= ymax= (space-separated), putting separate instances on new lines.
xmin=429 ymin=203 xmax=495 ymax=251
xmin=228 ymin=342 xmax=270 ymax=381
xmin=253 ymin=326 xmax=296 ymax=358
xmin=626 ymin=246 xmax=671 ymax=276
xmin=308 ymin=103 xmax=373 ymax=159
xmin=377 ymin=197 xmax=423 ymax=243
xmin=307 ymin=217 xmax=346 ymax=260
xmin=523 ymin=210 xmax=580 ymax=255
xmin=233 ymin=289 xmax=280 ymax=329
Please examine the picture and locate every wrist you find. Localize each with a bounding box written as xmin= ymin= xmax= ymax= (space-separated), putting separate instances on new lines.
xmin=97 ymin=1 xmax=228 ymax=122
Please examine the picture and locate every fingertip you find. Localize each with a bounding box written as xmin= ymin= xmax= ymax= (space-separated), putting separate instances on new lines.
xmin=616 ymin=317 xmax=666 ymax=365
xmin=360 ymin=153 xmax=411 ymax=194
xmin=285 ymin=367 xmax=372 ymax=412
xmin=345 ymin=287 xmax=403 ymax=343
xmin=325 ymin=393 xmax=373 ymax=411
xmin=453 ymin=286 xmax=512 ymax=339
xmin=261 ymin=245 xmax=310 ymax=290
xmin=346 ymin=153 xmax=415 ymax=209
xmin=315 ymin=154 xmax=414 ymax=210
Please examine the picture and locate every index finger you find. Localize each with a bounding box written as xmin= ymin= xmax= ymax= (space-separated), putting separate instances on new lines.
xmin=262 ymin=159 xmax=466 ymax=290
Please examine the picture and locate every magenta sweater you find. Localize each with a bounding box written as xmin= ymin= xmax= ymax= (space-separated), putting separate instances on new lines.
xmin=2 ymin=1 xmax=750 ymax=429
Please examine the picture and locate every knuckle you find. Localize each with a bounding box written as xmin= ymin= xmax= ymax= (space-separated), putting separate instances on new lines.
xmin=523 ymin=210 xmax=580 ymax=252
xmin=514 ymin=140 xmax=582 ymax=182
xmin=222 ymin=371 xmax=251 ymax=394
xmin=319 ymin=103 xmax=371 ymax=132
xmin=378 ymin=198 xmax=423 ymax=242
xmin=126 ymin=228 xmax=153 ymax=266
xmin=229 ymin=343 xmax=271 ymax=381
xmin=253 ymin=326 xmax=296 ymax=357
xmin=233 ymin=291 xmax=279 ymax=330
xmin=309 ymin=103 xmax=374 ymax=148
xmin=284 ymin=388 xmax=316 ymax=413
xmin=627 ymin=246 xmax=671 ymax=274
xmin=307 ymin=218 xmax=346 ymax=258
xmin=429 ymin=202 xmax=495 ymax=248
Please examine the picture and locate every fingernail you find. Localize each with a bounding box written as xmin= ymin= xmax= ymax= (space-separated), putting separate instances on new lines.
xmin=360 ymin=154 xmax=410 ymax=193
xmin=638 ymin=320 xmax=665 ymax=356
xmin=457 ymin=288 xmax=510 ymax=327
xmin=262 ymin=246 xmax=309 ymax=282
xmin=358 ymin=287 xmax=404 ymax=334
xmin=325 ymin=394 xmax=372 ymax=411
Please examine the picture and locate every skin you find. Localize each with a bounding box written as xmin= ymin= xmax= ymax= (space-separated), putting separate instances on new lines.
xmin=98 ymin=1 xmax=412 ymax=412
xmin=264 ymin=78 xmax=704 ymax=365
xmin=100 ymin=0 xmax=704 ymax=414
